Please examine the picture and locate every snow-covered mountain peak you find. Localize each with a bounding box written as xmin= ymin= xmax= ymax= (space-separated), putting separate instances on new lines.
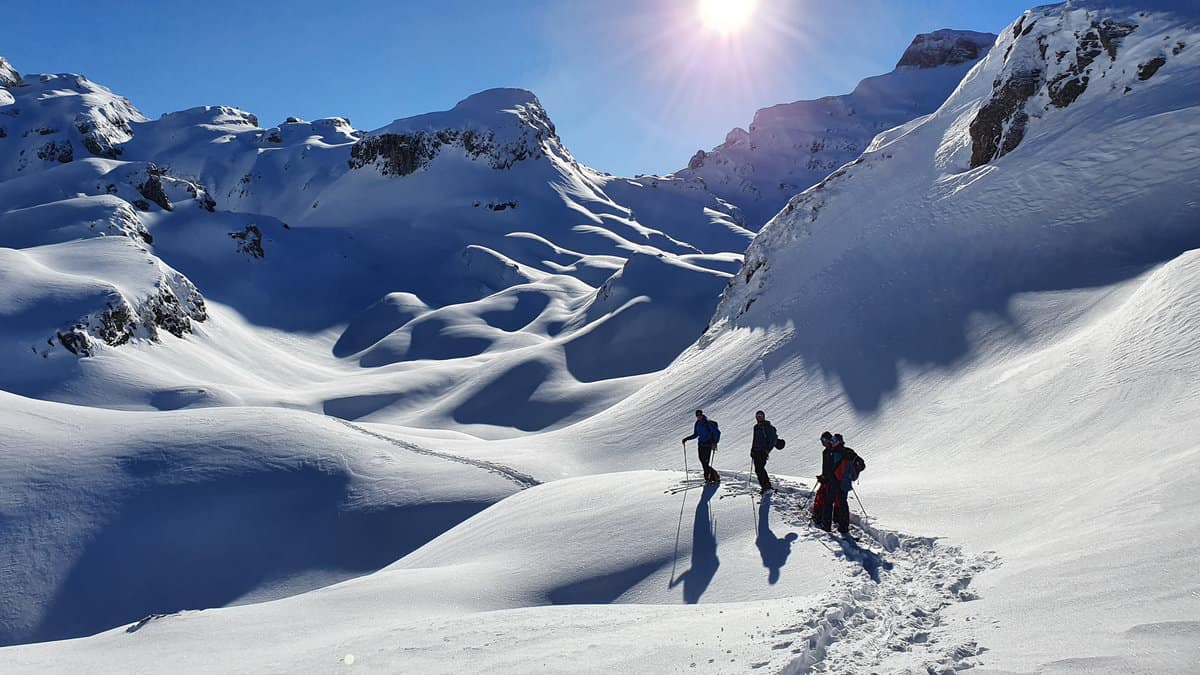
xmin=674 ymin=29 xmax=996 ymax=230
xmin=350 ymin=87 xmax=568 ymax=177
xmin=156 ymin=105 xmax=261 ymax=131
xmin=0 ymin=55 xmax=19 ymax=87
xmin=0 ymin=66 xmax=145 ymax=180
xmin=962 ymin=0 xmax=1196 ymax=168
xmin=895 ymin=29 xmax=998 ymax=68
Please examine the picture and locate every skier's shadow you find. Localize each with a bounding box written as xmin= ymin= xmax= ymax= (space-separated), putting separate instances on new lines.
xmin=755 ymin=494 xmax=798 ymax=584
xmin=669 ymin=483 xmax=719 ymax=603
xmin=830 ymin=535 xmax=892 ymax=583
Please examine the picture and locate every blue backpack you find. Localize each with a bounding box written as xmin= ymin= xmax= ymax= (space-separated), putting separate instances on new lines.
xmin=705 ymin=419 xmax=722 ymax=443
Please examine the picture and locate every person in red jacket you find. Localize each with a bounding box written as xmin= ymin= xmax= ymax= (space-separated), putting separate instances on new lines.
xmin=813 ymin=432 xmax=862 ymax=534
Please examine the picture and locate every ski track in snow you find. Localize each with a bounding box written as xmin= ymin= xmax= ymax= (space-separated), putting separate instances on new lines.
xmin=335 ymin=418 xmax=541 ymax=489
xmin=671 ymin=474 xmax=1000 ymax=674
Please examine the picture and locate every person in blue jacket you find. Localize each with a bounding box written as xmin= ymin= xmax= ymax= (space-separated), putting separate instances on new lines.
xmin=682 ymin=409 xmax=721 ymax=482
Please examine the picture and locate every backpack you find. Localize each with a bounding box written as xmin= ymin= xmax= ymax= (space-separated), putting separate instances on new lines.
xmin=846 ymin=451 xmax=866 ymax=481
xmin=705 ymin=419 xmax=721 ymax=443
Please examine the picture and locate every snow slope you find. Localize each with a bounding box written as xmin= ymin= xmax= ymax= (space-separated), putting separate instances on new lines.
xmin=676 ymin=29 xmax=997 ymax=230
xmin=4 ymin=467 xmax=993 ymax=673
xmin=498 ymin=1 xmax=1199 ymax=670
xmin=0 ymin=392 xmax=519 ymax=646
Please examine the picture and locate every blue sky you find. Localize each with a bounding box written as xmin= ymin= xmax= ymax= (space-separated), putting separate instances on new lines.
xmin=5 ymin=0 xmax=1033 ymax=176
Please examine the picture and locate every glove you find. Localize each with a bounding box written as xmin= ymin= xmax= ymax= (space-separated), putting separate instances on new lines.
xmin=681 ymin=438 xmax=687 ymax=445
xmin=816 ymin=475 xmax=825 ymax=484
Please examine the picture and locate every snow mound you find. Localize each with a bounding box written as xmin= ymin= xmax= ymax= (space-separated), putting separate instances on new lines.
xmin=0 ymin=394 xmax=518 ymax=646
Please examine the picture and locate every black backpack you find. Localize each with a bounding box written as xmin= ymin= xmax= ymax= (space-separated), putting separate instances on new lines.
xmin=847 ymin=451 xmax=866 ymax=480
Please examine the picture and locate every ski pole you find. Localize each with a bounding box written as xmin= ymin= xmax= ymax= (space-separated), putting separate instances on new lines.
xmin=852 ymin=487 xmax=869 ymax=519
xmin=682 ymin=440 xmax=690 ymax=480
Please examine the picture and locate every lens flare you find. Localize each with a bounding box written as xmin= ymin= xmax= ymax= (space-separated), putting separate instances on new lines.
xmin=698 ymin=0 xmax=759 ymax=35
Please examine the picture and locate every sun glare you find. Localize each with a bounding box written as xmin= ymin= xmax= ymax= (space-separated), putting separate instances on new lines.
xmin=698 ymin=0 xmax=758 ymax=35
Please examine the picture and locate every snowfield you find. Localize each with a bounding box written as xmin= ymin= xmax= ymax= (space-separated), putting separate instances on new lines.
xmin=2 ymin=1 xmax=1200 ymax=673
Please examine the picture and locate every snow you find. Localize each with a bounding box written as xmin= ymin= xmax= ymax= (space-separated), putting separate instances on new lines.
xmin=3 ymin=1 xmax=1200 ymax=672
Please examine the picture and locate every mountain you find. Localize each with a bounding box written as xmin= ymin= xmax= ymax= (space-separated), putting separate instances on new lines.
xmin=675 ymin=29 xmax=997 ymax=230
xmin=0 ymin=67 xmax=750 ymax=436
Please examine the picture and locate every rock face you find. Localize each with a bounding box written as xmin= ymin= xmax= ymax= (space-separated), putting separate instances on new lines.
xmin=229 ymin=224 xmax=265 ymax=258
xmin=896 ymin=29 xmax=996 ymax=68
xmin=673 ymin=30 xmax=995 ymax=230
xmin=56 ymin=267 xmax=208 ymax=356
xmin=0 ymin=56 xmax=18 ymax=87
xmin=348 ymin=88 xmax=570 ymax=177
xmin=966 ymin=6 xmax=1175 ymax=169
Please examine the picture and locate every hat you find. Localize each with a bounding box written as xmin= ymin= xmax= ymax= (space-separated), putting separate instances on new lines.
xmin=755 ymin=410 xmax=765 ymax=416
xmin=694 ymin=409 xmax=704 ymax=416
xmin=820 ymin=431 xmax=833 ymax=441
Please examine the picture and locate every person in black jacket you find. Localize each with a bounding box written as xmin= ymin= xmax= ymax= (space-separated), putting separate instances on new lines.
xmin=750 ymin=410 xmax=777 ymax=494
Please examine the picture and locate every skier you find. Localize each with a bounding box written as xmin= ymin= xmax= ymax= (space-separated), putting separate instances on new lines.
xmin=750 ymin=410 xmax=777 ymax=494
xmin=814 ymin=432 xmax=862 ymax=535
xmin=682 ymin=409 xmax=721 ymax=482
xmin=810 ymin=431 xmax=835 ymax=528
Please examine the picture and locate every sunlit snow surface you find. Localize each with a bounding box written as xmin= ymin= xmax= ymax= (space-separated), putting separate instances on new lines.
xmin=2 ymin=1 xmax=1200 ymax=673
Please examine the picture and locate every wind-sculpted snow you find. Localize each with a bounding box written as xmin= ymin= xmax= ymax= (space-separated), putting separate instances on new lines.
xmin=0 ymin=57 xmax=747 ymax=428
xmin=0 ymin=395 xmax=518 ymax=646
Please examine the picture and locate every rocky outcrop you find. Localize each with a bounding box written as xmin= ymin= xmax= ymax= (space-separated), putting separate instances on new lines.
xmin=1138 ymin=56 xmax=1167 ymax=80
xmin=969 ymin=9 xmax=1154 ymax=168
xmin=36 ymin=139 xmax=73 ymax=163
xmin=55 ymin=270 xmax=207 ymax=357
xmin=348 ymin=89 xmax=566 ymax=177
xmin=1046 ymin=19 xmax=1137 ymax=108
xmin=0 ymin=56 xmax=18 ymax=87
xmin=896 ymin=30 xmax=996 ymax=68
xmin=76 ymin=99 xmax=138 ymax=158
xmin=128 ymin=164 xmax=217 ymax=212
xmin=969 ymin=69 xmax=1040 ymax=168
xmin=229 ymin=224 xmax=265 ymax=258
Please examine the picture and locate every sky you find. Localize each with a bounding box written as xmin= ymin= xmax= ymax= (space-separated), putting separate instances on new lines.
xmin=3 ymin=0 xmax=1034 ymax=177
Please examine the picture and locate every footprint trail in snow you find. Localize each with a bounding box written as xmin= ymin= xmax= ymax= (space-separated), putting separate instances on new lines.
xmin=678 ymin=475 xmax=1000 ymax=674
xmin=335 ymin=419 xmax=541 ymax=489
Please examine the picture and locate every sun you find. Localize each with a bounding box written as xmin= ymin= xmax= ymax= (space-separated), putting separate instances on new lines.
xmin=698 ymin=0 xmax=759 ymax=35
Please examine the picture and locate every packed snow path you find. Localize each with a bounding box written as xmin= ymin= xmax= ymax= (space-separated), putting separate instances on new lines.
xmin=671 ymin=475 xmax=1000 ymax=674
xmin=336 ymin=419 xmax=542 ymax=489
